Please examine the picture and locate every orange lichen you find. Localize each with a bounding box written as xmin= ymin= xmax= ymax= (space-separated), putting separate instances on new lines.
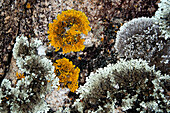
xmin=78 ymin=56 xmax=82 ymax=60
xmin=53 ymin=58 xmax=80 ymax=92
xmin=120 ymin=23 xmax=123 ymax=26
xmin=5 ymin=97 xmax=8 ymax=100
xmin=48 ymin=9 xmax=91 ymax=53
xmin=100 ymin=37 xmax=104 ymax=42
xmin=16 ymin=72 xmax=25 ymax=79
xmin=26 ymin=3 xmax=31 ymax=9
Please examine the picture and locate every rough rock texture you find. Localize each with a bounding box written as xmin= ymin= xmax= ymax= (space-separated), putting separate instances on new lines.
xmin=0 ymin=0 xmax=36 ymax=84
xmin=0 ymin=0 xmax=164 ymax=112
xmin=0 ymin=0 xmax=57 ymax=84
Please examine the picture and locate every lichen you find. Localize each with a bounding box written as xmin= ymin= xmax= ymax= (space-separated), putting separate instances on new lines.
xmin=73 ymin=59 xmax=169 ymax=112
xmin=53 ymin=57 xmax=80 ymax=92
xmin=47 ymin=9 xmax=91 ymax=53
xmin=114 ymin=17 xmax=160 ymax=60
xmin=154 ymin=0 xmax=170 ymax=40
xmin=0 ymin=35 xmax=60 ymax=112
xmin=114 ymin=17 xmax=169 ymax=74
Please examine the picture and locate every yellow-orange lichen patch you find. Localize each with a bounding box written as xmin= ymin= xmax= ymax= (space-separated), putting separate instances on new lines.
xmin=48 ymin=9 xmax=91 ymax=54
xmin=53 ymin=58 xmax=80 ymax=92
xmin=16 ymin=72 xmax=25 ymax=80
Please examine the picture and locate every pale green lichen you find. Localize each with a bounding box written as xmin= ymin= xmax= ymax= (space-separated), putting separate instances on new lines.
xmin=154 ymin=0 xmax=170 ymax=40
xmin=73 ymin=59 xmax=169 ymax=112
xmin=0 ymin=35 xmax=59 ymax=112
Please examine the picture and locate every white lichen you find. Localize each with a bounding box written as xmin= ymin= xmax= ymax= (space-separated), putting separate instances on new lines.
xmin=0 ymin=35 xmax=60 ymax=113
xmin=154 ymin=0 xmax=170 ymax=40
xmin=114 ymin=17 xmax=169 ymax=74
xmin=73 ymin=59 xmax=169 ymax=112
xmin=114 ymin=17 xmax=164 ymax=60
